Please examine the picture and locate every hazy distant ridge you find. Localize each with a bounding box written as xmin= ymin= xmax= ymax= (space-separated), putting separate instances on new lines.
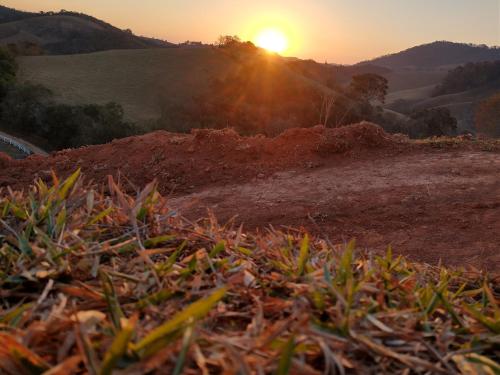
xmin=359 ymin=41 xmax=500 ymax=69
xmin=0 ymin=5 xmax=174 ymax=54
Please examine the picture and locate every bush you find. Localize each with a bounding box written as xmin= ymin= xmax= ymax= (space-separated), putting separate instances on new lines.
xmin=0 ymin=83 xmax=133 ymax=150
xmin=0 ymin=48 xmax=17 ymax=98
xmin=475 ymin=94 xmax=500 ymax=138
xmin=0 ymin=83 xmax=51 ymax=134
xmin=349 ymin=73 xmax=388 ymax=104
xmin=410 ymin=108 xmax=458 ymax=138
xmin=434 ymin=60 xmax=500 ymax=96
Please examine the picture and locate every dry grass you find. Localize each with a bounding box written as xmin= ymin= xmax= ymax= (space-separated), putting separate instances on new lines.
xmin=0 ymin=170 xmax=498 ymax=374
xmin=415 ymin=136 xmax=500 ymax=152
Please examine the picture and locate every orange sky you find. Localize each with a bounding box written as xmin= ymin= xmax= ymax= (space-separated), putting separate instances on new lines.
xmin=3 ymin=0 xmax=499 ymax=64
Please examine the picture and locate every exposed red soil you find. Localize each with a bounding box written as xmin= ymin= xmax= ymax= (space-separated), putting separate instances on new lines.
xmin=0 ymin=152 xmax=11 ymax=168
xmin=0 ymin=122 xmax=398 ymax=193
xmin=1 ymin=122 xmax=499 ymax=271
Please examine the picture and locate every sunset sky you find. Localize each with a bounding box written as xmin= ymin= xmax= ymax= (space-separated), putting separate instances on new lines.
xmin=3 ymin=0 xmax=499 ymax=63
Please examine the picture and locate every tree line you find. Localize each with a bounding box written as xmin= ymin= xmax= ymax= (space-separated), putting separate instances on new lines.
xmin=0 ymin=48 xmax=133 ymax=151
xmin=433 ymin=60 xmax=500 ymax=96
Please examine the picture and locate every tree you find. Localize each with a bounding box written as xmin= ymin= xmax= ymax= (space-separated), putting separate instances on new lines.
xmin=410 ymin=108 xmax=457 ymax=137
xmin=215 ymin=35 xmax=241 ymax=48
xmin=433 ymin=61 xmax=500 ymax=97
xmin=349 ymin=73 xmax=388 ymax=104
xmin=0 ymin=48 xmax=17 ymax=98
xmin=0 ymin=83 xmax=51 ymax=134
xmin=475 ymin=94 xmax=500 ymax=138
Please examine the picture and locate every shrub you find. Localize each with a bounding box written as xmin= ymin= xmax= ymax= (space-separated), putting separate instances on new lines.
xmin=0 ymin=83 xmax=51 ymax=134
xmin=0 ymin=84 xmax=133 ymax=150
xmin=475 ymin=93 xmax=500 ymax=138
xmin=434 ymin=60 xmax=500 ymax=96
xmin=0 ymin=48 xmax=17 ymax=98
xmin=410 ymin=107 xmax=458 ymax=138
xmin=349 ymin=73 xmax=388 ymax=104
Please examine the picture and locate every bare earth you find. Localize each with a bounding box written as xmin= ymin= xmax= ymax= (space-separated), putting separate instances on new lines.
xmin=172 ymin=150 xmax=500 ymax=271
xmin=1 ymin=123 xmax=499 ymax=271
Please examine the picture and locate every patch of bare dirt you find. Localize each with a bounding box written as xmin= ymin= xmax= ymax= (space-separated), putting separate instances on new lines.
xmin=171 ymin=151 xmax=500 ymax=271
xmin=1 ymin=122 xmax=499 ymax=271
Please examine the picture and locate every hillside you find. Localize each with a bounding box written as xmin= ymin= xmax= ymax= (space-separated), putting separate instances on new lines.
xmin=0 ymin=5 xmax=37 ymax=23
xmin=19 ymin=48 xmax=226 ymax=121
xmin=386 ymin=60 xmax=500 ymax=132
xmin=16 ymin=44 xmax=411 ymax=139
xmin=16 ymin=47 xmax=355 ymax=125
xmin=17 ymin=47 xmax=271 ymax=122
xmin=0 ymin=6 xmax=173 ymax=54
xmin=360 ymin=41 xmax=500 ymax=69
xmin=373 ymin=44 xmax=500 ymax=133
xmin=286 ymin=58 xmax=391 ymax=86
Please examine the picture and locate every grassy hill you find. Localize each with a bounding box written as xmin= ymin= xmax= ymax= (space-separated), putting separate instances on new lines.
xmin=374 ymin=45 xmax=500 ymax=134
xmin=18 ymin=45 xmax=410 ymax=135
xmin=18 ymin=47 xmax=276 ymax=123
xmin=0 ymin=6 xmax=173 ymax=55
xmin=17 ymin=47 xmax=345 ymax=124
xmin=0 ymin=5 xmax=37 ymax=23
xmin=360 ymin=41 xmax=500 ymax=70
xmin=386 ymin=61 xmax=500 ymax=133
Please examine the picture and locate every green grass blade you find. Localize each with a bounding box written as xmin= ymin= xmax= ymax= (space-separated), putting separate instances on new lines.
xmin=100 ymin=271 xmax=125 ymax=331
xmin=58 ymin=168 xmax=81 ymax=200
xmin=297 ymin=234 xmax=309 ymax=276
xmin=133 ymin=287 xmax=226 ymax=357
xmin=100 ymin=316 xmax=137 ymax=375
xmin=275 ymin=336 xmax=295 ymax=375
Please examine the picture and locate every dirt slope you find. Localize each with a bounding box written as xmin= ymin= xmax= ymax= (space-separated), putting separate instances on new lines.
xmin=1 ymin=122 xmax=499 ymax=271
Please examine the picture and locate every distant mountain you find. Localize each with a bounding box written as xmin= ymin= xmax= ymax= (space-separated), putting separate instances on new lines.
xmin=0 ymin=5 xmax=38 ymax=23
xmin=0 ymin=6 xmax=174 ymax=55
xmin=360 ymin=41 xmax=500 ymax=69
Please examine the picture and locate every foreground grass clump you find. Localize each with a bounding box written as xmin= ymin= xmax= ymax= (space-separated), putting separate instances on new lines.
xmin=0 ymin=170 xmax=498 ymax=374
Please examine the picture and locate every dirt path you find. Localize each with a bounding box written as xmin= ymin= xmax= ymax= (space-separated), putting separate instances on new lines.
xmin=171 ymin=150 xmax=500 ymax=271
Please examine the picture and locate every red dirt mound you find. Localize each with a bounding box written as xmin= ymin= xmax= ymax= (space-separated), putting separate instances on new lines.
xmin=0 ymin=123 xmax=399 ymax=194
xmin=274 ymin=121 xmax=393 ymax=156
xmin=0 ymin=152 xmax=12 ymax=168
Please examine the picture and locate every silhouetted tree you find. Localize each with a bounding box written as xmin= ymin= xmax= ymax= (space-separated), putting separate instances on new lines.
xmin=410 ymin=108 xmax=457 ymax=137
xmin=349 ymin=73 xmax=388 ymax=103
xmin=0 ymin=48 xmax=17 ymax=98
xmin=433 ymin=61 xmax=500 ymax=97
xmin=216 ymin=35 xmax=241 ymax=48
xmin=475 ymin=94 xmax=500 ymax=137
xmin=0 ymin=83 xmax=51 ymax=133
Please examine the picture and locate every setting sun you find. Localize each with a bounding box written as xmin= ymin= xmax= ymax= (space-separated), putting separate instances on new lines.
xmin=255 ymin=28 xmax=288 ymax=54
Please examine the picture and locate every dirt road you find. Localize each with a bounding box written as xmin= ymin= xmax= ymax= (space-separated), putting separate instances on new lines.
xmin=171 ymin=150 xmax=500 ymax=271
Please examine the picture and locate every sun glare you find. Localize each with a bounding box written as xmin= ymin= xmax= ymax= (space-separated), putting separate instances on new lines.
xmin=255 ymin=28 xmax=288 ymax=54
